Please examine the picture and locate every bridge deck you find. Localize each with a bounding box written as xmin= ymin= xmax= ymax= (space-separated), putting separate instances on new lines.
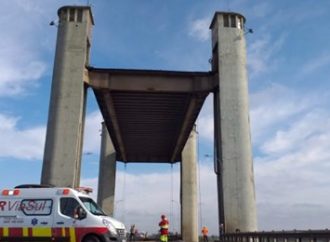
xmin=88 ymin=67 xmax=216 ymax=163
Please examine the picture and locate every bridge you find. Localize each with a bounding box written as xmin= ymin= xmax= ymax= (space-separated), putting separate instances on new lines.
xmin=37 ymin=5 xmax=328 ymax=242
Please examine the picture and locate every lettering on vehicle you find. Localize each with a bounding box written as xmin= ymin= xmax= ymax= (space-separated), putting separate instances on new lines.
xmin=1 ymin=217 xmax=24 ymax=224
xmin=0 ymin=200 xmax=6 ymax=211
xmin=0 ymin=200 xmax=22 ymax=211
xmin=21 ymin=199 xmax=53 ymax=216
xmin=0 ymin=199 xmax=53 ymax=216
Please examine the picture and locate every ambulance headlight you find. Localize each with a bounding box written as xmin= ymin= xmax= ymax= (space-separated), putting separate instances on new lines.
xmin=102 ymin=219 xmax=117 ymax=235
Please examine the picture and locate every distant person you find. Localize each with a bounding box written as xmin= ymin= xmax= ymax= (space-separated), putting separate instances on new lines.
xmin=220 ymin=223 xmax=224 ymax=237
xmin=129 ymin=224 xmax=136 ymax=241
xmin=158 ymin=214 xmax=169 ymax=242
xmin=202 ymin=226 xmax=209 ymax=242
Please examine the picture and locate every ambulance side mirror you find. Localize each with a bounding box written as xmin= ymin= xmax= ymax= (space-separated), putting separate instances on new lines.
xmin=74 ymin=206 xmax=87 ymax=220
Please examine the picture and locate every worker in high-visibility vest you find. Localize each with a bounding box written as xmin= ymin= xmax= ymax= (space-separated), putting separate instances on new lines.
xmin=202 ymin=226 xmax=209 ymax=242
xmin=159 ymin=214 xmax=169 ymax=242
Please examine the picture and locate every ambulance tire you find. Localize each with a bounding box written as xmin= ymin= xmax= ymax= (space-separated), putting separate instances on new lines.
xmin=83 ymin=234 xmax=101 ymax=242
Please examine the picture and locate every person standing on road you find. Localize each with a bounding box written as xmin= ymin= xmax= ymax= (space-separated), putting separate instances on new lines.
xmin=129 ymin=224 xmax=136 ymax=241
xmin=202 ymin=226 xmax=209 ymax=242
xmin=159 ymin=214 xmax=169 ymax=242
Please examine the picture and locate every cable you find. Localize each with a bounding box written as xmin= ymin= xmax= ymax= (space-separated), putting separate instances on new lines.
xmin=170 ymin=163 xmax=174 ymax=232
xmin=122 ymin=163 xmax=127 ymax=224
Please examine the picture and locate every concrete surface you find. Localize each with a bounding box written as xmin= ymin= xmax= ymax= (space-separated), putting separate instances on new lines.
xmin=97 ymin=122 xmax=116 ymax=216
xmin=210 ymin=12 xmax=258 ymax=232
xmin=181 ymin=126 xmax=198 ymax=242
xmin=41 ymin=6 xmax=93 ymax=187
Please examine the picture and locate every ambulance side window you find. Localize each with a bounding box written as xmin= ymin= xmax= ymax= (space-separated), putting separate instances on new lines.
xmin=60 ymin=197 xmax=80 ymax=218
xmin=20 ymin=199 xmax=53 ymax=216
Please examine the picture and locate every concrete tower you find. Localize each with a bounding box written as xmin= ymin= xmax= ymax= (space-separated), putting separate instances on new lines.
xmin=181 ymin=125 xmax=198 ymax=242
xmin=97 ymin=122 xmax=117 ymax=216
xmin=210 ymin=12 xmax=257 ymax=232
xmin=41 ymin=6 xmax=94 ymax=187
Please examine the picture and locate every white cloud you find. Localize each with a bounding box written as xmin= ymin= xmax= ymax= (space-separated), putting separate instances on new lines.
xmin=0 ymin=0 xmax=83 ymax=97
xmin=255 ymin=131 xmax=330 ymax=230
xmin=249 ymin=84 xmax=319 ymax=145
xmin=251 ymin=85 xmax=330 ymax=230
xmin=197 ymin=95 xmax=214 ymax=141
xmin=82 ymin=163 xmax=219 ymax=235
xmin=197 ymin=115 xmax=213 ymax=140
xmin=0 ymin=60 xmax=46 ymax=96
xmin=196 ymin=83 xmax=330 ymax=231
xmin=300 ymin=52 xmax=330 ymax=76
xmin=0 ymin=114 xmax=45 ymax=160
xmin=188 ymin=17 xmax=211 ymax=42
xmin=261 ymin=109 xmax=330 ymax=155
xmin=83 ymin=111 xmax=103 ymax=154
xmin=197 ymin=84 xmax=316 ymax=145
xmin=247 ymin=34 xmax=285 ymax=78
xmin=0 ymin=111 xmax=103 ymax=160
xmin=0 ymin=1 xmax=51 ymax=97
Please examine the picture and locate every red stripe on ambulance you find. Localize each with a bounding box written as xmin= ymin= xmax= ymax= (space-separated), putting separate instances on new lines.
xmin=75 ymin=227 xmax=109 ymax=240
xmin=9 ymin=227 xmax=22 ymax=237
xmin=28 ymin=227 xmax=33 ymax=237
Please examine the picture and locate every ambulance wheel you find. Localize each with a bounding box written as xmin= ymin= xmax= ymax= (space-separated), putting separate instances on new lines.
xmin=83 ymin=234 xmax=101 ymax=242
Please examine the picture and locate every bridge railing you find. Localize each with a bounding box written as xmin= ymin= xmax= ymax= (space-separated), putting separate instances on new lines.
xmin=220 ymin=230 xmax=330 ymax=242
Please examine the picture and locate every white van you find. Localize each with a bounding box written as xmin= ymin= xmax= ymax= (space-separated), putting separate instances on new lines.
xmin=0 ymin=185 xmax=126 ymax=242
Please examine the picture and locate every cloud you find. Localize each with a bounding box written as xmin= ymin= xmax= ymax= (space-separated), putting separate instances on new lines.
xmin=261 ymin=109 xmax=330 ymax=155
xmin=83 ymin=111 xmax=103 ymax=154
xmin=0 ymin=111 xmax=103 ymax=160
xmin=0 ymin=114 xmax=45 ymax=160
xmin=197 ymin=83 xmax=316 ymax=145
xmin=247 ymin=34 xmax=286 ymax=78
xmin=196 ymin=82 xmax=330 ymax=231
xmin=188 ymin=17 xmax=211 ymax=42
xmin=82 ymin=162 xmax=219 ymax=235
xmin=255 ymin=132 xmax=330 ymax=230
xmin=0 ymin=0 xmax=86 ymax=97
xmin=300 ymin=52 xmax=330 ymax=76
xmin=0 ymin=1 xmax=52 ymax=97
xmin=251 ymin=85 xmax=330 ymax=230
xmin=0 ymin=60 xmax=46 ymax=96
xmin=197 ymin=95 xmax=214 ymax=141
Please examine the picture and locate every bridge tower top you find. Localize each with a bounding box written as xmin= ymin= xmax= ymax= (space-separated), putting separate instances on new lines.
xmin=57 ymin=5 xmax=94 ymax=25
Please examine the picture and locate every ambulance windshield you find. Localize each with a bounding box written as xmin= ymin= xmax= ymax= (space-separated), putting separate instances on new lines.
xmin=79 ymin=197 xmax=106 ymax=216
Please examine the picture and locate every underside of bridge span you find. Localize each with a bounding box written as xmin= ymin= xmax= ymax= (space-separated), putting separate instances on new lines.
xmin=88 ymin=67 xmax=217 ymax=163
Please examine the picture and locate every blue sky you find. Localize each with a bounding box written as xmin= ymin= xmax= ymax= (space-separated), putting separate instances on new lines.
xmin=1 ymin=0 xmax=330 ymax=235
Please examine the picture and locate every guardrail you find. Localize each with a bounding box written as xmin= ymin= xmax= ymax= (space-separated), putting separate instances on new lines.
xmin=219 ymin=230 xmax=330 ymax=242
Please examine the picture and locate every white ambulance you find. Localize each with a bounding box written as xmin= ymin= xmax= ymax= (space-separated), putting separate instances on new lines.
xmin=0 ymin=185 xmax=126 ymax=242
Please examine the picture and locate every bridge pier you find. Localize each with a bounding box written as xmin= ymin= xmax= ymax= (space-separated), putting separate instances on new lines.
xmin=210 ymin=12 xmax=257 ymax=233
xmin=41 ymin=6 xmax=94 ymax=187
xmin=181 ymin=126 xmax=198 ymax=242
xmin=97 ymin=122 xmax=116 ymax=216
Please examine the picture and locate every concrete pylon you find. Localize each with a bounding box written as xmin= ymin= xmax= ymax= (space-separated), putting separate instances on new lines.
xmin=41 ymin=6 xmax=94 ymax=187
xmin=210 ymin=12 xmax=258 ymax=233
xmin=181 ymin=125 xmax=198 ymax=242
xmin=97 ymin=122 xmax=116 ymax=216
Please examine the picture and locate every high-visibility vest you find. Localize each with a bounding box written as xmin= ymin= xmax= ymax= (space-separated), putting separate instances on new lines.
xmin=159 ymin=219 xmax=169 ymax=235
